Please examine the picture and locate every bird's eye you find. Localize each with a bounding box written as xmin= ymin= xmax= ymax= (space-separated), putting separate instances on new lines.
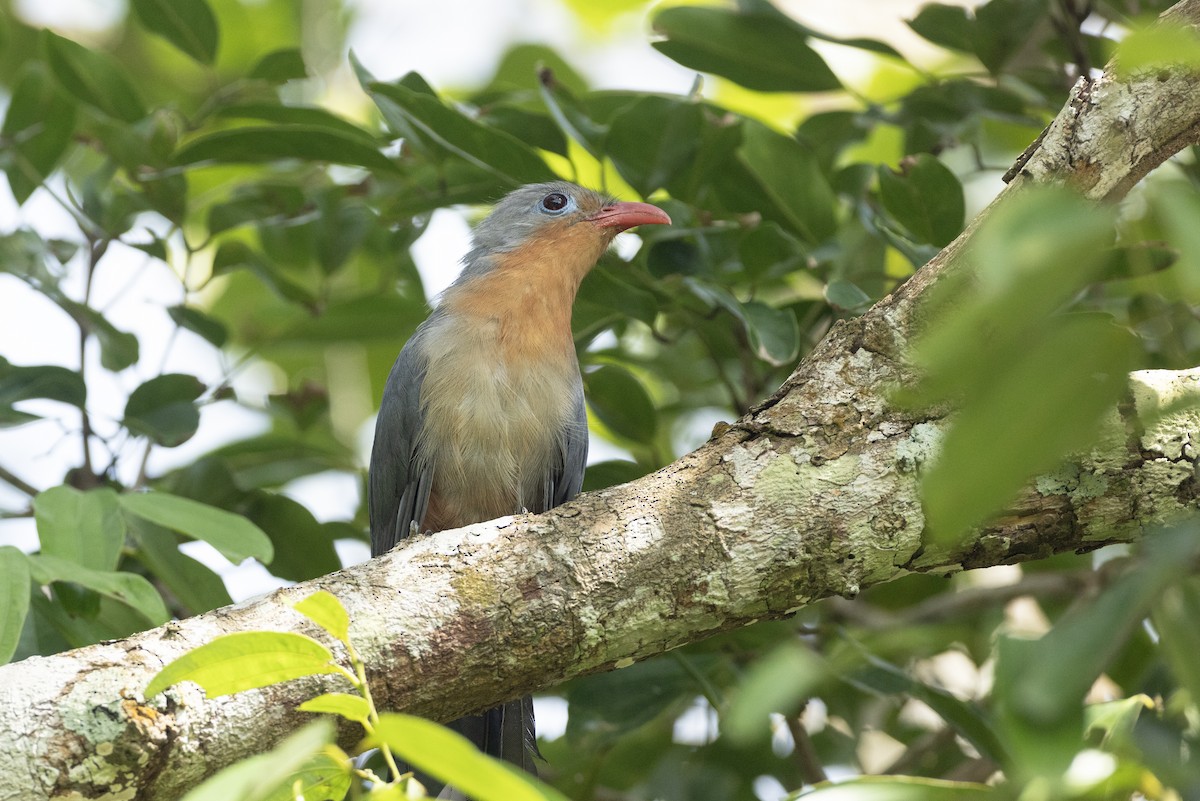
xmin=539 ymin=192 xmax=571 ymax=214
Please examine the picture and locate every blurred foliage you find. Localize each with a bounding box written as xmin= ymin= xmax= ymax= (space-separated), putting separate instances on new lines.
xmin=1 ymin=0 xmax=1200 ymax=798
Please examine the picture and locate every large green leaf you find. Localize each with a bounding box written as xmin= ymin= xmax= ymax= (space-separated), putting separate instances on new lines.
xmin=123 ymin=373 xmax=206 ymax=448
xmin=127 ymin=518 xmax=232 ymax=615
xmin=797 ymin=776 xmax=991 ymax=799
xmin=214 ymin=104 xmax=378 ymax=144
xmin=735 ymin=121 xmax=837 ymax=244
xmin=0 ymin=546 xmax=31 ymax=664
xmin=246 ymin=494 xmax=339 ymax=581
xmin=651 ymin=6 xmax=841 ymax=93
xmin=605 ymin=96 xmax=703 ymax=197
xmin=375 ymin=713 xmax=569 ymax=801
xmin=174 ymin=126 xmax=397 ymax=173
xmin=877 ymin=155 xmax=964 ymax=247
xmin=363 ymin=78 xmax=556 ymax=185
xmin=27 ymin=553 xmax=168 ymax=625
xmin=130 ymin=0 xmax=219 ymax=64
xmin=145 ymin=631 xmax=339 ymax=698
xmin=119 ymin=491 xmax=273 ymax=565
xmin=0 ymin=62 xmax=77 ymax=204
xmin=585 ymin=365 xmax=657 ymax=443
xmin=0 ymin=357 xmax=86 ymax=408
xmin=33 ymin=486 xmax=125 ymax=571
xmin=59 ymin=299 xmax=140 ymax=371
xmin=41 ymin=30 xmax=147 ymax=122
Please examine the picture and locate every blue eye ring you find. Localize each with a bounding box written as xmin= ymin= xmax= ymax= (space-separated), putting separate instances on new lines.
xmin=539 ymin=192 xmax=572 ymax=214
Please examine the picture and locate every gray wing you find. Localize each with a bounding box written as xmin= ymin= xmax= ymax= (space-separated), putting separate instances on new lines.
xmin=544 ymin=381 xmax=588 ymax=511
xmin=369 ymin=336 xmax=432 ymax=557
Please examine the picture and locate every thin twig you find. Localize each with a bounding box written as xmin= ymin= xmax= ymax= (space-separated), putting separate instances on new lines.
xmin=787 ymin=713 xmax=829 ymax=786
xmin=0 ymin=463 xmax=39 ymax=497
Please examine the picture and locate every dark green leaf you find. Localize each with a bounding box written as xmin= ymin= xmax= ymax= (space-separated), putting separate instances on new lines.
xmin=537 ymin=71 xmax=608 ymax=159
xmin=119 ymin=491 xmax=274 ymax=564
xmin=1 ymin=62 xmax=77 ymax=204
xmin=478 ymin=105 xmax=568 ymax=157
xmin=877 ymin=155 xmax=965 ymax=247
xmin=606 ymin=96 xmax=703 ymax=196
xmin=740 ymin=300 xmax=800 ymax=366
xmin=973 ymin=0 xmax=1049 ymax=74
xmin=249 ymin=49 xmax=308 ymax=83
xmin=130 ymin=0 xmax=219 ymax=65
xmin=211 ymin=241 xmax=317 ymax=307
xmin=174 ymin=126 xmax=396 ymax=173
xmin=41 ymin=30 xmax=147 ymax=122
xmin=0 ymin=546 xmax=31 ymax=664
xmin=724 ymin=642 xmax=829 ymax=745
xmin=736 ymin=121 xmax=837 ymax=243
xmin=167 ymin=305 xmax=229 ymax=347
xmin=581 ymin=460 xmax=651 ymax=492
xmin=824 ymin=279 xmax=872 ymax=312
xmin=375 ymin=713 xmax=568 ymax=801
xmin=127 ymin=518 xmax=232 ymax=614
xmin=123 ymin=373 xmax=206 ymax=448
xmin=363 ymin=79 xmax=556 ymax=185
xmin=1095 ymin=243 xmax=1177 ymax=282
xmin=146 ymin=631 xmax=338 ymax=698
xmin=1152 ymin=575 xmax=1200 ymax=713
xmin=247 ymin=493 xmax=339 ymax=581
xmin=585 ymin=365 xmax=657 ymax=443
xmin=651 ymin=6 xmax=840 ymax=93
xmin=0 ymin=357 xmax=86 ymax=408
xmin=738 ymin=223 xmax=806 ymax=280
xmin=33 ymin=486 xmax=125 ymax=571
xmin=27 ymin=553 xmax=168 ymax=625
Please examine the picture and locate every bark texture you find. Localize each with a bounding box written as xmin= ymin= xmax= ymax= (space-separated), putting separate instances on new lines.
xmin=4 ymin=4 xmax=1200 ymax=799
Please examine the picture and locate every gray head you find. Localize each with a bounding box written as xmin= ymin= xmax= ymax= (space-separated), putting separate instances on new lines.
xmin=457 ymin=182 xmax=671 ymax=280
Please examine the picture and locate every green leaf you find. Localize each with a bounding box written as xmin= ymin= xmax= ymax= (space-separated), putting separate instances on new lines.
xmin=1 ymin=62 xmax=77 ymax=204
xmin=651 ymin=6 xmax=841 ymax=93
xmin=245 ymin=493 xmax=341 ymax=581
xmin=59 ymin=299 xmax=140 ymax=371
xmin=123 ymin=373 xmax=206 ymax=447
xmin=585 ymin=365 xmax=657 ymax=443
xmin=922 ymin=314 xmax=1136 ymax=539
xmin=174 ymin=126 xmax=397 ymax=173
xmin=581 ymin=459 xmax=651 ymax=492
xmin=27 ymin=553 xmax=168 ymax=625
xmin=605 ymin=96 xmax=703 ymax=197
xmin=907 ymin=4 xmax=974 ymax=53
xmin=1152 ymin=575 xmax=1200 ymax=710
xmin=249 ymin=49 xmax=308 ymax=83
xmin=294 ymin=591 xmax=350 ymax=646
xmin=375 ymin=713 xmax=568 ymax=801
xmin=210 ymin=241 xmax=317 ymax=308
xmin=363 ymin=78 xmax=556 ymax=185
xmin=724 ymin=642 xmax=829 ymax=745
xmin=119 ymin=491 xmax=273 ymax=564
xmin=41 ymin=30 xmax=147 ymax=122
xmin=973 ymin=0 xmax=1049 ymax=74
xmin=537 ymin=71 xmax=608 ymax=159
xmin=298 ymin=692 xmax=369 ymax=724
xmin=1094 ymin=242 xmax=1178 ymax=282
xmin=736 ymin=120 xmax=837 ymax=243
xmin=130 ymin=0 xmax=219 ymax=65
xmin=215 ymin=104 xmax=378 ymax=145
xmin=1084 ymin=695 xmax=1155 ymax=752
xmin=167 ymin=305 xmax=229 ymax=347
xmin=1115 ymin=24 xmax=1200 ymax=74
xmin=824 ymin=279 xmax=872 ymax=312
xmin=127 ymin=518 xmax=232 ymax=615
xmin=33 ymin=486 xmax=125 ymax=571
xmin=796 ymin=776 xmax=991 ymax=799
xmin=740 ymin=300 xmax=800 ymax=366
xmin=146 ymin=631 xmax=340 ymax=698
xmin=0 ymin=357 xmax=86 ymax=408
xmin=877 ymin=155 xmax=965 ymax=247
xmin=0 ymin=546 xmax=31 ymax=664
xmin=179 ymin=720 xmax=340 ymax=801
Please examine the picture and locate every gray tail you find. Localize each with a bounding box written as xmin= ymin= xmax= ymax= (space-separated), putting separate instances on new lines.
xmin=411 ymin=697 xmax=538 ymax=798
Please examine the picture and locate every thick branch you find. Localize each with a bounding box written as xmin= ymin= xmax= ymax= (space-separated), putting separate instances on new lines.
xmin=3 ymin=4 xmax=1200 ymax=800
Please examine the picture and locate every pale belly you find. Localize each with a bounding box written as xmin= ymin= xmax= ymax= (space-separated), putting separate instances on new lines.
xmin=416 ymin=326 xmax=579 ymax=529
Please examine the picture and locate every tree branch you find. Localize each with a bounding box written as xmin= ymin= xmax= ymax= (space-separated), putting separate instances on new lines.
xmin=3 ymin=4 xmax=1200 ymax=799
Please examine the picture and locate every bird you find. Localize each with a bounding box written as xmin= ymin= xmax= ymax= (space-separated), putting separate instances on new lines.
xmin=368 ymin=181 xmax=670 ymax=791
